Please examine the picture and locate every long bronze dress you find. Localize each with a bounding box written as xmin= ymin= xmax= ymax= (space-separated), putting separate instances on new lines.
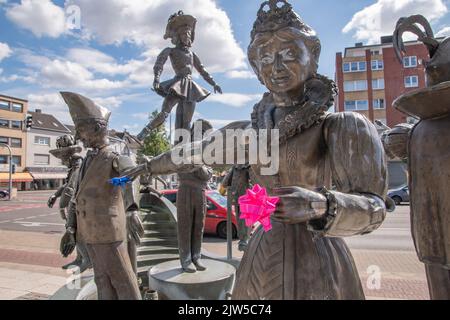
xmin=233 ymin=76 xmax=388 ymax=300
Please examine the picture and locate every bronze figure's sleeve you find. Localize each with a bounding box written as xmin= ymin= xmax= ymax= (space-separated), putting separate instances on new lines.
xmin=113 ymin=155 xmax=140 ymax=212
xmin=153 ymin=48 xmax=171 ymax=82
xmin=193 ymin=52 xmax=217 ymax=87
xmin=310 ymin=112 xmax=388 ymax=237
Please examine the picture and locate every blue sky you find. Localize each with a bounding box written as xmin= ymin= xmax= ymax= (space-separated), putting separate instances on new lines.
xmin=1 ymin=0 xmax=450 ymax=134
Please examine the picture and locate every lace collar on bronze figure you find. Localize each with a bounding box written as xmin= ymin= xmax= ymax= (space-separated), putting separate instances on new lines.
xmin=251 ymin=74 xmax=337 ymax=143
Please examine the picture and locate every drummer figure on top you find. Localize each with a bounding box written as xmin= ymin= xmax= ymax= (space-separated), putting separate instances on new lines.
xmin=137 ymin=11 xmax=223 ymax=142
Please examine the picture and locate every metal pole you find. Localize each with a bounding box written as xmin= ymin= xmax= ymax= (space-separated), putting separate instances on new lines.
xmin=0 ymin=143 xmax=12 ymax=201
xmin=226 ymin=193 xmax=233 ymax=261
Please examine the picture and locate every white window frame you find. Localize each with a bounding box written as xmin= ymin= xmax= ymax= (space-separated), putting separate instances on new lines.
xmin=373 ymin=99 xmax=385 ymax=109
xmin=405 ymin=76 xmax=419 ymax=88
xmin=343 ymin=61 xmax=367 ymax=73
xmin=403 ymin=56 xmax=418 ymax=68
xmin=371 ymin=60 xmax=384 ymax=71
xmin=344 ymin=80 xmax=368 ymax=92
xmin=34 ymin=154 xmax=50 ymax=165
xmin=34 ymin=136 xmax=51 ymax=146
xmin=372 ymin=78 xmax=385 ymax=90
xmin=344 ymin=100 xmax=369 ymax=111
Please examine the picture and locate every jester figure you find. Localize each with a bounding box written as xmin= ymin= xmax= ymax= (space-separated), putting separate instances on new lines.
xmin=382 ymin=15 xmax=450 ymax=300
xmin=137 ymin=11 xmax=222 ymax=141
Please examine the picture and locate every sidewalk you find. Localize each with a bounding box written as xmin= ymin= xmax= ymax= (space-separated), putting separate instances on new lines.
xmin=0 ymin=230 xmax=73 ymax=300
xmin=203 ymin=240 xmax=430 ymax=300
xmin=0 ymin=229 xmax=430 ymax=300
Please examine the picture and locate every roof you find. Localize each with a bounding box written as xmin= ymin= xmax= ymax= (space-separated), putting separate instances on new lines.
xmin=29 ymin=111 xmax=72 ymax=134
xmin=108 ymin=129 xmax=142 ymax=149
xmin=0 ymin=94 xmax=28 ymax=103
xmin=64 ymin=124 xmax=76 ymax=135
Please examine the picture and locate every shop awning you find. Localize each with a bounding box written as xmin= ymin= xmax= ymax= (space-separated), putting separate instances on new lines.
xmin=29 ymin=172 xmax=68 ymax=180
xmin=0 ymin=172 xmax=34 ymax=183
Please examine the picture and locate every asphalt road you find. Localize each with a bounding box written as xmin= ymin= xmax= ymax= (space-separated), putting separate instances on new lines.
xmin=0 ymin=191 xmax=416 ymax=252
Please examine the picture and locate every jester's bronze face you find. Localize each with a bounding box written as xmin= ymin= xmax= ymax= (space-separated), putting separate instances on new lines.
xmin=256 ymin=32 xmax=315 ymax=94
xmin=177 ymin=25 xmax=193 ymax=47
xmin=75 ymin=120 xmax=108 ymax=149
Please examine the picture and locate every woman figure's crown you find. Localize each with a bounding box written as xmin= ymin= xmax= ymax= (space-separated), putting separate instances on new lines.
xmin=251 ymin=0 xmax=310 ymax=39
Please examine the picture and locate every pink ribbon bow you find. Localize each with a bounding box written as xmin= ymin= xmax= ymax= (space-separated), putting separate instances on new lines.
xmin=238 ymin=184 xmax=280 ymax=232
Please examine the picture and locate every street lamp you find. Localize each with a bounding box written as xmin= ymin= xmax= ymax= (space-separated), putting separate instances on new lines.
xmin=0 ymin=143 xmax=13 ymax=201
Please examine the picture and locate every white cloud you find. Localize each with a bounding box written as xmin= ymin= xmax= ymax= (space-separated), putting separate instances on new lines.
xmin=226 ymin=70 xmax=257 ymax=79
xmin=343 ymin=0 xmax=448 ymax=44
xmin=207 ymin=93 xmax=261 ymax=108
xmin=436 ymin=26 xmax=450 ymax=37
xmin=6 ymin=0 xmax=67 ymax=38
xmin=0 ymin=42 xmax=12 ymax=62
xmin=28 ymin=92 xmax=125 ymax=124
xmin=71 ymin=0 xmax=246 ymax=73
xmin=27 ymin=93 xmax=72 ymax=123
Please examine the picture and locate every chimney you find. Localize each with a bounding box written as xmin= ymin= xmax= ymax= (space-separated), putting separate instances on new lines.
xmin=35 ymin=109 xmax=42 ymax=113
xmin=355 ymin=42 xmax=363 ymax=47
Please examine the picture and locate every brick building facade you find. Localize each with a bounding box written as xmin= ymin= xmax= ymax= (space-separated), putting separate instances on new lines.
xmin=335 ymin=37 xmax=431 ymax=127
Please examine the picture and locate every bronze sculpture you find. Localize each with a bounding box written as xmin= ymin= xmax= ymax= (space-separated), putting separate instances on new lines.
xmin=59 ymin=92 xmax=143 ymax=300
xmin=121 ymin=0 xmax=388 ymax=300
xmin=382 ymin=15 xmax=450 ymax=300
xmin=48 ymin=135 xmax=92 ymax=272
xmin=221 ymin=165 xmax=252 ymax=252
xmin=137 ymin=11 xmax=223 ymax=141
xmin=177 ymin=119 xmax=213 ymax=273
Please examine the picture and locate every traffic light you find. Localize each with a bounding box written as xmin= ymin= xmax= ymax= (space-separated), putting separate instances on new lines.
xmin=25 ymin=115 xmax=33 ymax=129
xmin=11 ymin=164 xmax=16 ymax=174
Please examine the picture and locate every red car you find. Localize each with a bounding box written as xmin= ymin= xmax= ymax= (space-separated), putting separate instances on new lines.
xmin=161 ymin=189 xmax=238 ymax=239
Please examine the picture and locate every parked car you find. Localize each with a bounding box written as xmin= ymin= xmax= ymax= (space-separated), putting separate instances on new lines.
xmin=388 ymin=186 xmax=410 ymax=205
xmin=161 ymin=189 xmax=238 ymax=239
xmin=0 ymin=189 xmax=9 ymax=199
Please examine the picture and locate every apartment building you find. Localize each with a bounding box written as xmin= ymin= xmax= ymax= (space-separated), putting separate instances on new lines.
xmin=25 ymin=109 xmax=72 ymax=190
xmin=0 ymin=94 xmax=33 ymax=190
xmin=335 ymin=36 xmax=431 ymax=127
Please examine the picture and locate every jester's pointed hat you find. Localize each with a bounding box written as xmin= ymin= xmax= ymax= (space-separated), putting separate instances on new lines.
xmin=60 ymin=92 xmax=111 ymax=124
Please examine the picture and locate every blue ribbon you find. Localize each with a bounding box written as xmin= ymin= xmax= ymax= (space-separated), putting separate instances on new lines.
xmin=108 ymin=176 xmax=131 ymax=187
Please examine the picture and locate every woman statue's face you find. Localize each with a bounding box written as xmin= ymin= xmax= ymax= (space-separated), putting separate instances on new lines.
xmin=257 ymin=36 xmax=314 ymax=93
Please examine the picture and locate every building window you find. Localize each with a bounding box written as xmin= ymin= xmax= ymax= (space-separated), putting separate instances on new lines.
xmin=0 ymin=100 xmax=9 ymax=111
xmin=344 ymin=100 xmax=369 ymax=111
xmin=34 ymin=136 xmax=50 ymax=146
xmin=372 ymin=78 xmax=385 ymax=90
xmin=12 ymin=156 xmax=21 ymax=167
xmin=343 ymin=61 xmax=366 ymax=73
xmin=371 ymin=50 xmax=380 ymax=56
xmin=403 ymin=56 xmax=418 ymax=68
xmin=10 ymin=138 xmax=22 ymax=148
xmin=11 ymin=103 xmax=23 ymax=113
xmin=344 ymin=80 xmax=368 ymax=92
xmin=371 ymin=60 xmax=384 ymax=70
xmin=34 ymin=154 xmax=50 ymax=165
xmin=405 ymin=76 xmax=419 ymax=88
xmin=0 ymin=155 xmax=7 ymax=164
xmin=0 ymin=119 xmax=8 ymax=128
xmin=11 ymin=120 xmax=22 ymax=130
xmin=0 ymin=137 xmax=8 ymax=144
xmin=373 ymin=99 xmax=385 ymax=109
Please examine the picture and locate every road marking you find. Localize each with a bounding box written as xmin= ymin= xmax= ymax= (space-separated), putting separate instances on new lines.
xmin=12 ymin=221 xmax=65 ymax=227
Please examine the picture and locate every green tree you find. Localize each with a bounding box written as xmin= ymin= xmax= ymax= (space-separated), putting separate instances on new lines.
xmin=139 ymin=111 xmax=171 ymax=157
